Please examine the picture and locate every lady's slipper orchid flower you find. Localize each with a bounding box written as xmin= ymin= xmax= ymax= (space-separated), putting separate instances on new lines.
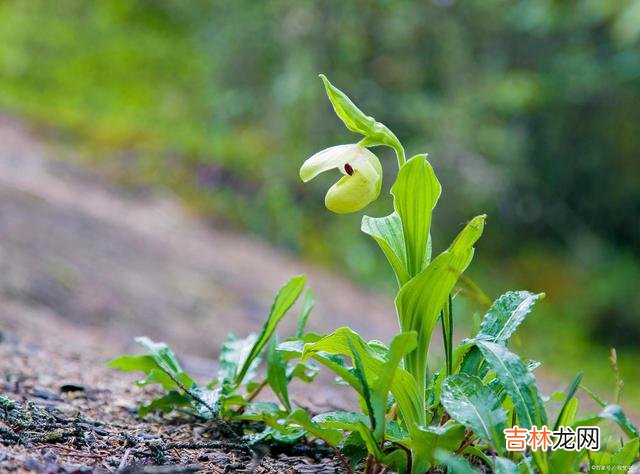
xmin=300 ymin=144 xmax=382 ymax=214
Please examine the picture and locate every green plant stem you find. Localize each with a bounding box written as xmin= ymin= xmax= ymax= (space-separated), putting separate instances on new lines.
xmin=245 ymin=379 xmax=268 ymax=403
xmin=609 ymin=348 xmax=623 ymax=404
xmin=580 ymin=384 xmax=607 ymax=408
xmin=155 ymin=364 xmax=218 ymax=418
xmin=441 ymin=294 xmax=453 ymax=377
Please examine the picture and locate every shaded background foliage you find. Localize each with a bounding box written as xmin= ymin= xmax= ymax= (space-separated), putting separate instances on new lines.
xmin=0 ymin=0 xmax=638 ymax=399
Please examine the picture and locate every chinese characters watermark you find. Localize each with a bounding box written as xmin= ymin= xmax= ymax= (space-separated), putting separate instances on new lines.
xmin=504 ymin=425 xmax=600 ymax=452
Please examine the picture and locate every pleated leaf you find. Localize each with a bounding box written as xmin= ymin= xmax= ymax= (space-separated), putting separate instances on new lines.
xmin=361 ymin=212 xmax=409 ymax=286
xmin=391 ymin=155 xmax=441 ymax=277
xmin=441 ymin=374 xmax=507 ymax=452
xmin=478 ymin=291 xmax=544 ymax=344
xmin=396 ymin=215 xmax=485 ymax=409
xmin=461 ymin=291 xmax=543 ymax=377
xmin=476 ymin=340 xmax=547 ymax=429
xmin=301 ymin=327 xmax=423 ymax=429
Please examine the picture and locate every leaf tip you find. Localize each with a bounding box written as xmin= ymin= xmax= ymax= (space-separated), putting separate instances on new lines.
xmin=318 ymin=74 xmax=331 ymax=90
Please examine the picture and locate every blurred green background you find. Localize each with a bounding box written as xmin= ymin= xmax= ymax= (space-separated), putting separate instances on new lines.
xmin=0 ymin=0 xmax=638 ymax=402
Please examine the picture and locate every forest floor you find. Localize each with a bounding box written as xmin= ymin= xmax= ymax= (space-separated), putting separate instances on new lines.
xmin=0 ymin=115 xmax=403 ymax=473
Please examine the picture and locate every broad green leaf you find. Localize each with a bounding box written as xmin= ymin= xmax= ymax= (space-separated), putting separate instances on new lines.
xmin=369 ymin=332 xmax=417 ymax=442
xmin=218 ymin=333 xmax=259 ymax=385
xmin=391 ymin=155 xmax=441 ymax=277
xmin=319 ymin=74 xmax=403 ymax=155
xmin=296 ymin=289 xmax=315 ymax=338
xmin=134 ymin=337 xmax=183 ymax=374
xmin=590 ymin=451 xmax=612 ymax=469
xmin=396 ymin=215 xmax=485 ymax=412
xmin=302 ymin=327 xmax=423 ymax=429
xmin=257 ymin=410 xmax=308 ymax=444
xmin=611 ymin=438 xmax=640 ymax=467
xmin=136 ymin=368 xmax=185 ymax=391
xmin=549 ymin=449 xmax=582 ymax=474
xmin=432 ymin=341 xmax=476 ymax=404
xmin=381 ymin=449 xmax=410 ymax=474
xmin=235 ymin=274 xmax=306 ymax=385
xmin=287 ymin=409 xmax=343 ymax=446
xmin=518 ymin=455 xmax=537 ymax=474
xmin=271 ymin=336 xmax=321 ymax=385
xmin=555 ymin=397 xmax=579 ymax=429
xmin=347 ymin=337 xmax=375 ymax=431
xmin=434 ymin=449 xmax=479 ymax=473
xmin=312 ymin=411 xmax=407 ymax=443
xmin=248 ymin=419 xmax=306 ymax=445
xmin=361 ymin=212 xmax=409 ymax=286
xmin=276 ymin=333 xmax=323 ymax=358
xmin=553 ymin=372 xmax=583 ymax=430
xmin=267 ymin=335 xmax=290 ymax=411
xmin=478 ymin=291 xmax=544 ymax=344
xmin=135 ymin=337 xmax=195 ymax=388
xmin=409 ymin=423 xmax=466 ymax=473
xmin=286 ymin=359 xmax=319 ymax=383
xmin=234 ymin=401 xmax=283 ymax=421
xmin=429 ymin=340 xmax=475 ymax=403
xmin=462 ymin=291 xmax=543 ymax=378
xmin=313 ymin=411 xmax=368 ymax=430
xmin=138 ymin=391 xmax=192 ymax=417
xmin=108 ymin=338 xmax=195 ymax=391
xmin=279 ymin=337 xmax=363 ymax=395
xmin=459 ymin=346 xmax=486 ymax=378
xmin=106 ymin=354 xmax=159 ymax=374
xmin=475 ymin=340 xmax=547 ymax=429
xmin=108 ymin=339 xmax=218 ymax=417
xmin=312 ymin=353 xmax=361 ymax=394
xmin=353 ymin=421 xmax=385 ymax=460
xmin=494 ymin=457 xmax=519 ymax=473
xmin=441 ymin=374 xmax=507 ymax=453
xmin=190 ymin=386 xmax=221 ymax=419
xmin=599 ymin=404 xmax=640 ymax=438
xmin=462 ymin=445 xmax=494 ymax=467
xmin=456 ymin=275 xmax=493 ymax=309
xmin=340 ymin=431 xmax=368 ymax=470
